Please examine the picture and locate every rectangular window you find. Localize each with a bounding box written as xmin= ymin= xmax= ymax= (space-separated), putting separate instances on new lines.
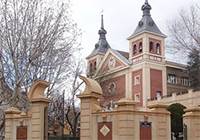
xmin=167 ymin=74 xmax=177 ymax=84
xmin=134 ymin=75 xmax=140 ymax=85
xmin=181 ymin=77 xmax=189 ymax=86
xmin=135 ymin=93 xmax=140 ymax=102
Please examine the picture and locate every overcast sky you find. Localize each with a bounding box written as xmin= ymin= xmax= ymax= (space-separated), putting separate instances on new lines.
xmin=71 ymin=0 xmax=199 ymax=62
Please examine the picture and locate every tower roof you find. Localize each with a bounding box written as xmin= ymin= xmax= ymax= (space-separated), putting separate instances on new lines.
xmin=128 ymin=0 xmax=166 ymax=39
xmin=87 ymin=15 xmax=110 ymax=59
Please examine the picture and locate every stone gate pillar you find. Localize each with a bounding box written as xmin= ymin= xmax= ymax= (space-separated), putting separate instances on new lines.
xmin=5 ymin=80 xmax=49 ymax=140
xmin=28 ymin=80 xmax=49 ymax=140
xmin=183 ymin=106 xmax=200 ymax=140
xmin=148 ymin=103 xmax=171 ymax=140
xmin=5 ymin=107 xmax=23 ymax=140
xmin=78 ymin=76 xmax=102 ymax=140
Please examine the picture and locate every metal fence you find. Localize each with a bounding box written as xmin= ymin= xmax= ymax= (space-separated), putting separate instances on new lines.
xmin=48 ymin=136 xmax=80 ymax=140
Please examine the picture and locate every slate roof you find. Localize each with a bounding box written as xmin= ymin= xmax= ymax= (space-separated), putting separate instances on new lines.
xmin=128 ymin=0 xmax=166 ymax=39
xmin=117 ymin=50 xmax=129 ymax=59
xmin=111 ymin=49 xmax=131 ymax=65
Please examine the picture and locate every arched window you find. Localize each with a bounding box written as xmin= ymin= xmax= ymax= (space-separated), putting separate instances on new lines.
xmin=156 ymin=43 xmax=161 ymax=54
xmin=89 ymin=63 xmax=93 ymax=73
xmin=149 ymin=42 xmax=154 ymax=53
xmin=133 ymin=44 xmax=137 ymax=55
xmin=94 ymin=61 xmax=97 ymax=70
xmin=108 ymin=82 xmax=116 ymax=96
xmin=139 ymin=42 xmax=143 ymax=53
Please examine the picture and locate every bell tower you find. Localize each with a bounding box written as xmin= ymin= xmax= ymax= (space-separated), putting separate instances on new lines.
xmin=128 ymin=0 xmax=167 ymax=107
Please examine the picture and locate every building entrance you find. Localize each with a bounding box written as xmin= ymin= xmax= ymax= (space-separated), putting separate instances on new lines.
xmin=167 ymin=103 xmax=186 ymax=140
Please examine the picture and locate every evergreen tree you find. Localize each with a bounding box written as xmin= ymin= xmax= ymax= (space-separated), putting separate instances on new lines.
xmin=187 ymin=48 xmax=200 ymax=90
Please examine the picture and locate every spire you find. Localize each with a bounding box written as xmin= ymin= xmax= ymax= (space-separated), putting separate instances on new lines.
xmin=101 ymin=14 xmax=104 ymax=29
xmin=127 ymin=0 xmax=166 ymax=39
xmin=98 ymin=14 xmax=107 ymax=40
xmin=86 ymin=14 xmax=110 ymax=59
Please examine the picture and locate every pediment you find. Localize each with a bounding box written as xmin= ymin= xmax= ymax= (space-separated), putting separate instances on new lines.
xmin=95 ymin=49 xmax=129 ymax=76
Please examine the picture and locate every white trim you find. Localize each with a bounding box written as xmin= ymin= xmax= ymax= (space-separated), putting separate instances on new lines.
xmin=165 ymin=61 xmax=186 ymax=70
xmin=94 ymin=48 xmax=129 ymax=77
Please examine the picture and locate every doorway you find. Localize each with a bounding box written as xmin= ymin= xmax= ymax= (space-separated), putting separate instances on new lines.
xmin=167 ymin=103 xmax=186 ymax=140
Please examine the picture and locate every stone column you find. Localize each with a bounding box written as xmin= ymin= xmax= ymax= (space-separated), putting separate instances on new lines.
xmin=183 ymin=107 xmax=200 ymax=140
xmin=78 ymin=76 xmax=102 ymax=140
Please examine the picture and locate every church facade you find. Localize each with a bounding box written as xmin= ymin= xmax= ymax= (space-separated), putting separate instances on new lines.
xmin=79 ymin=1 xmax=200 ymax=140
xmin=86 ymin=0 xmax=189 ymax=108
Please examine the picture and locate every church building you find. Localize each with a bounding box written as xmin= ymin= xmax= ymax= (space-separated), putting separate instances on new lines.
xmin=78 ymin=1 xmax=200 ymax=140
xmin=86 ymin=0 xmax=190 ymax=108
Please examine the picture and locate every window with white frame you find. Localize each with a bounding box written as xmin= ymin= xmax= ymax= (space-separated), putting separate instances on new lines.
xmin=134 ymin=75 xmax=140 ymax=85
xmin=135 ymin=94 xmax=140 ymax=102
xmin=108 ymin=82 xmax=116 ymax=96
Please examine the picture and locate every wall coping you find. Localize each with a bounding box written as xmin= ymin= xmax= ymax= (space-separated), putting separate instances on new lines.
xmin=148 ymin=103 xmax=168 ymax=109
xmin=116 ymin=98 xmax=137 ymax=106
xmin=93 ymin=108 xmax=170 ymax=116
xmin=184 ymin=107 xmax=200 ymax=113
xmin=5 ymin=107 xmax=21 ymax=114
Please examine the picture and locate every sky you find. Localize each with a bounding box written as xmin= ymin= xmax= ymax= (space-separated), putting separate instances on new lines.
xmin=71 ymin=0 xmax=199 ymax=62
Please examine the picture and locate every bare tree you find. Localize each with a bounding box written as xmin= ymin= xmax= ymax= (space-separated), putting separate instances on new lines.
xmin=65 ymin=61 xmax=83 ymax=137
xmin=0 ymin=0 xmax=80 ymax=105
xmin=0 ymin=109 xmax=5 ymax=139
xmin=0 ymin=0 xmax=80 ymax=137
xmin=48 ymin=60 xmax=84 ymax=137
xmin=48 ymin=91 xmax=65 ymax=135
xmin=168 ymin=4 xmax=200 ymax=55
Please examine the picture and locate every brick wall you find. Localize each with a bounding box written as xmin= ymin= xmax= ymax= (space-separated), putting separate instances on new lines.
xmin=132 ymin=70 xmax=143 ymax=105
xmin=100 ymin=54 xmax=125 ymax=73
xmin=150 ymin=69 xmax=163 ymax=99
xmin=100 ymin=75 xmax=125 ymax=106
